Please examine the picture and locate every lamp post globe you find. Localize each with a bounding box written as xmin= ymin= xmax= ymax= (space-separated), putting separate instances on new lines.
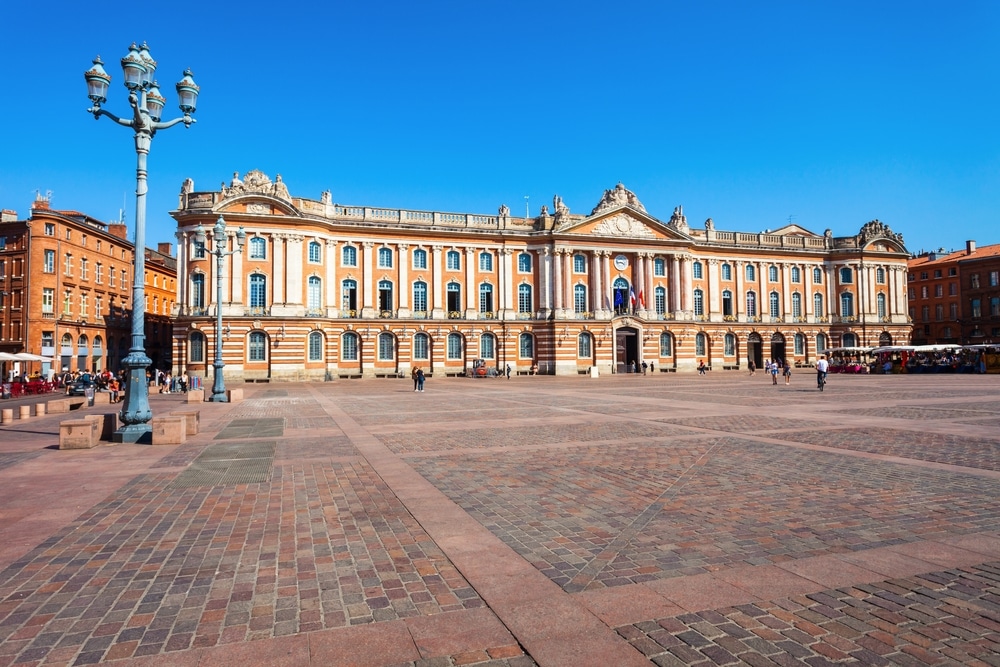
xmin=84 ymin=42 xmax=199 ymax=442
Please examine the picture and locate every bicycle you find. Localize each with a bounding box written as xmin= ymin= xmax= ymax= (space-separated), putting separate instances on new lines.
xmin=817 ymin=371 xmax=827 ymax=391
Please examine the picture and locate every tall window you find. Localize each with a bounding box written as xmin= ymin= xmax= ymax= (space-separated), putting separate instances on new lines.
xmin=746 ymin=291 xmax=757 ymax=317
xmin=574 ymin=254 xmax=587 ymax=273
xmin=413 ymin=281 xmax=427 ymax=312
xmin=843 ymin=333 xmax=858 ymax=348
xmin=193 ymin=241 xmax=206 ymax=259
xmin=378 ymin=247 xmax=393 ymax=268
xmin=876 ymin=267 xmax=885 ymax=283
xmin=377 ymin=280 xmax=393 ymax=313
xmin=249 ymin=237 xmax=266 ymax=259
xmin=190 ymin=332 xmax=205 ymax=362
xmin=42 ymin=288 xmax=54 ymax=314
xmin=307 ymin=276 xmax=322 ymax=311
xmin=659 ymin=332 xmax=673 ymax=356
xmin=446 ymin=282 xmax=461 ymax=312
xmin=724 ymin=333 xmax=736 ymax=356
xmin=517 ymin=253 xmax=532 ymax=272
xmin=693 ymin=289 xmax=704 ymax=316
xmin=840 ymin=292 xmax=854 ymax=317
xmin=839 ymin=267 xmax=853 ymax=284
xmin=109 ymin=266 xmax=116 ymax=287
xmin=191 ymin=274 xmax=205 ymax=308
xmin=480 ymin=333 xmax=495 ymax=359
xmin=446 ymin=250 xmax=461 ymax=270
xmin=447 ymin=333 xmax=463 ymax=359
xmin=692 ymin=261 xmax=703 ymax=279
xmin=308 ymin=331 xmax=323 ymax=361
xmin=342 ymin=279 xmax=357 ymax=312
xmin=518 ymin=284 xmax=533 ymax=313
xmin=768 ymin=266 xmax=778 ymax=282
xmin=722 ymin=290 xmax=733 ymax=317
xmin=479 ymin=252 xmax=493 ymax=271
xmin=413 ymin=248 xmax=427 ymax=269
xmin=44 ymin=250 xmax=55 ymax=273
xmin=746 ymin=265 xmax=756 ymax=281
xmin=80 ymin=258 xmax=89 ymax=280
xmin=95 ymin=263 xmax=103 ymax=284
xmin=342 ymin=332 xmax=359 ymax=361
xmin=877 ymin=293 xmax=887 ymax=319
xmin=721 ymin=263 xmax=732 ymax=280
xmin=813 ymin=267 xmax=823 ymax=284
xmin=791 ymin=266 xmax=801 ymax=283
xmin=971 ymin=299 xmax=981 ymax=318
xmin=769 ymin=291 xmax=780 ymax=318
xmin=816 ymin=333 xmax=828 ymax=354
xmin=794 ymin=333 xmax=805 ymax=355
xmin=249 ymin=332 xmax=267 ymax=361
xmin=342 ymin=245 xmax=357 ymax=266
xmin=249 ymin=274 xmax=267 ymax=309
xmin=655 ymin=287 xmax=666 ymax=315
xmin=413 ymin=333 xmax=429 ymax=360
xmin=64 ymin=253 xmax=73 ymax=276
xmin=519 ymin=332 xmax=534 ymax=359
xmin=654 ymin=257 xmax=665 ymax=276
xmin=574 ymin=284 xmax=587 ymax=313
xmin=378 ymin=333 xmax=395 ymax=360
xmin=695 ymin=333 xmax=706 ymax=357
xmin=578 ymin=332 xmax=592 ymax=358
xmin=792 ymin=292 xmax=802 ymax=319
xmin=479 ymin=283 xmax=494 ymax=314
xmin=308 ymin=241 xmax=322 ymax=263
xmin=813 ymin=293 xmax=824 ymax=317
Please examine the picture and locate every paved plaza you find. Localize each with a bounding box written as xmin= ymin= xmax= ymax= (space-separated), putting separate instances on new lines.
xmin=0 ymin=371 xmax=999 ymax=666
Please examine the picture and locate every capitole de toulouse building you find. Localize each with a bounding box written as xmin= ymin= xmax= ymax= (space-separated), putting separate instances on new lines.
xmin=169 ymin=170 xmax=912 ymax=381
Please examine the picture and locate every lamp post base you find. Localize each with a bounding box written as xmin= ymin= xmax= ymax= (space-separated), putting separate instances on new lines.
xmin=208 ymin=392 xmax=229 ymax=403
xmin=112 ymin=423 xmax=152 ymax=444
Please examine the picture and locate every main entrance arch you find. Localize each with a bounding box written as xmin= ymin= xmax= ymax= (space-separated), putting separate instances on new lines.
xmin=747 ymin=333 xmax=763 ymax=369
xmin=770 ymin=332 xmax=786 ymax=363
xmin=615 ymin=326 xmax=639 ymax=373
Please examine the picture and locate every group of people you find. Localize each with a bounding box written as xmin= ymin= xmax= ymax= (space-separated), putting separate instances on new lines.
xmin=156 ymin=370 xmax=189 ymax=394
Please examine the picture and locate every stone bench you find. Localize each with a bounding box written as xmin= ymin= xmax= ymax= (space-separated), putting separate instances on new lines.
xmin=186 ymin=389 xmax=204 ymax=404
xmin=151 ymin=415 xmax=187 ymax=445
xmin=59 ymin=417 xmax=101 ymax=449
xmin=47 ymin=397 xmax=87 ymax=414
xmin=171 ymin=410 xmax=200 ymax=436
xmin=227 ymin=388 xmax=243 ymax=403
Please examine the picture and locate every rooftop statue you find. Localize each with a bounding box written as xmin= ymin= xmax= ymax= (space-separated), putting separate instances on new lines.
xmin=590 ymin=182 xmax=646 ymax=215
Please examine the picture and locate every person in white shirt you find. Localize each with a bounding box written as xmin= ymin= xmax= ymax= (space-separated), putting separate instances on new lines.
xmin=815 ymin=355 xmax=829 ymax=389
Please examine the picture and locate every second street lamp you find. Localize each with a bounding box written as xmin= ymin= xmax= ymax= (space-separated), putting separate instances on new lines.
xmin=195 ymin=217 xmax=246 ymax=402
xmin=85 ymin=42 xmax=200 ymax=442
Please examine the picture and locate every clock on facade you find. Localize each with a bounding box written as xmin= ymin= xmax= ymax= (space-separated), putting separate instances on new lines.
xmin=613 ymin=254 xmax=629 ymax=270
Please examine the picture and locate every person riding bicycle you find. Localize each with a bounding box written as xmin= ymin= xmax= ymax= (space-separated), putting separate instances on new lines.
xmin=815 ymin=355 xmax=829 ymax=389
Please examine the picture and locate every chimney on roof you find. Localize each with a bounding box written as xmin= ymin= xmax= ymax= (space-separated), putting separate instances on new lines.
xmin=967 ymin=240 xmax=976 ymax=255
xmin=0 ymin=209 xmax=16 ymax=222
xmin=157 ymin=242 xmax=173 ymax=257
xmin=108 ymin=223 xmax=128 ymax=240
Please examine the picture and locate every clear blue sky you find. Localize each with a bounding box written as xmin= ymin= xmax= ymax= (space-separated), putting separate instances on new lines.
xmin=2 ymin=2 xmax=997 ymax=256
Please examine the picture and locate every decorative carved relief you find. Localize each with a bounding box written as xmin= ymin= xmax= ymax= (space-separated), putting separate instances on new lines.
xmin=221 ymin=170 xmax=291 ymax=201
xmin=247 ymin=203 xmax=271 ymax=214
xmin=592 ymin=214 xmax=655 ymax=238
xmin=590 ymin=183 xmax=646 ymax=215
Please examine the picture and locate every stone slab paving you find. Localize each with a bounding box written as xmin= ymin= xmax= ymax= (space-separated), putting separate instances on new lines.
xmin=0 ymin=373 xmax=998 ymax=665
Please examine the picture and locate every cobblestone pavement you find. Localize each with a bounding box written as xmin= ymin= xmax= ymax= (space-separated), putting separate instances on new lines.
xmin=0 ymin=373 xmax=997 ymax=666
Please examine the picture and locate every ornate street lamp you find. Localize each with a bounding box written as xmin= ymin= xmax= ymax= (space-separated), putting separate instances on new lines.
xmin=85 ymin=43 xmax=200 ymax=442
xmin=194 ymin=217 xmax=246 ymax=402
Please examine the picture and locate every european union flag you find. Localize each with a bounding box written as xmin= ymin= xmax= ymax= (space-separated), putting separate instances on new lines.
xmin=613 ymin=290 xmax=623 ymax=306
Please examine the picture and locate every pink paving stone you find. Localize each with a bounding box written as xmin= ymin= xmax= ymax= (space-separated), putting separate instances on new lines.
xmin=307 ymin=620 xmax=420 ymax=666
xmin=643 ymin=572 xmax=759 ymax=612
xmin=775 ymin=554 xmax=891 ymax=589
xmin=943 ymin=532 xmax=1000 ymax=557
xmin=885 ymin=540 xmax=991 ymax=568
xmin=574 ymin=583 xmax=684 ymax=627
xmin=838 ymin=547 xmax=940 ymax=578
xmin=404 ymin=607 xmax=516 ymax=658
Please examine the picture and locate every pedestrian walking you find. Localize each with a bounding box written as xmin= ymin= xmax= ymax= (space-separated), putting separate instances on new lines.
xmin=411 ymin=366 xmax=420 ymax=391
xmin=770 ymin=361 xmax=779 ymax=385
xmin=505 ymin=364 xmax=511 ymax=379
xmin=748 ymin=359 xmax=755 ymax=376
xmin=416 ymin=368 xmax=425 ymax=392
xmin=783 ymin=359 xmax=791 ymax=385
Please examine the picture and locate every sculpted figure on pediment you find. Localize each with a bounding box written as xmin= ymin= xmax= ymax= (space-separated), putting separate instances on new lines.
xmin=590 ymin=182 xmax=647 ymax=215
xmin=220 ymin=169 xmax=292 ymax=201
xmin=591 ymin=213 xmax=655 ymax=239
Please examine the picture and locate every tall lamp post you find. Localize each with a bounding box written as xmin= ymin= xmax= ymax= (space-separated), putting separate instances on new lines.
xmin=84 ymin=43 xmax=200 ymax=442
xmin=195 ymin=217 xmax=245 ymax=402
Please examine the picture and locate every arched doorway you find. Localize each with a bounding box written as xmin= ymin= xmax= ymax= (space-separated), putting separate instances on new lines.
xmin=615 ymin=326 xmax=639 ymax=373
xmin=878 ymin=331 xmax=892 ymax=346
xmin=747 ymin=333 xmax=763 ymax=369
xmin=769 ymin=332 xmax=786 ymax=364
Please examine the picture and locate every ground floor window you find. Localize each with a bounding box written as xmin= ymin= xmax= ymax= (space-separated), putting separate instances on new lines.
xmin=519 ymin=332 xmax=534 ymax=359
xmin=308 ymin=331 xmax=323 ymax=361
xmin=660 ymin=332 xmax=673 ymax=356
xmin=447 ymin=333 xmax=463 ymax=359
xmin=249 ymin=332 xmax=267 ymax=361
xmin=413 ymin=333 xmax=429 ymax=360
xmin=378 ymin=332 xmax=395 ymax=360
xmin=578 ymin=332 xmax=592 ymax=358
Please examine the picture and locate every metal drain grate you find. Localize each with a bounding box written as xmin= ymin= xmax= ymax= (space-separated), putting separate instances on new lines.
xmin=168 ymin=441 xmax=275 ymax=488
xmin=214 ymin=417 xmax=285 ymax=440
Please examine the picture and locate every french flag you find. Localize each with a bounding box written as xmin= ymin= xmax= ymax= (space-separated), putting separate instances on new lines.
xmin=629 ymin=287 xmax=637 ymax=307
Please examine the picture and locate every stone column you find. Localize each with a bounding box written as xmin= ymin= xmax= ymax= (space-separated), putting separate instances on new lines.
xmin=601 ymin=252 xmax=612 ymax=317
xmin=782 ymin=263 xmax=792 ymax=317
xmin=670 ymin=254 xmax=682 ymax=317
xmin=465 ymin=247 xmax=477 ymax=317
xmin=397 ymin=244 xmax=410 ymax=317
xmin=540 ymin=248 xmax=552 ymax=318
xmin=645 ymin=253 xmax=655 ymax=317
xmin=272 ymin=234 xmax=285 ymax=307
xmin=361 ymin=241 xmax=375 ymax=317
xmin=432 ymin=246 xmax=444 ymax=319
xmin=680 ymin=255 xmax=693 ymax=316
xmin=734 ymin=261 xmax=744 ymax=318
xmin=175 ymin=232 xmax=188 ymax=314
xmin=826 ymin=264 xmax=836 ymax=321
xmin=804 ymin=264 xmax=814 ymax=318
xmin=501 ymin=248 xmax=514 ymax=318
xmin=553 ymin=249 xmax=564 ymax=318
xmin=708 ymin=259 xmax=720 ymax=321
xmin=591 ymin=250 xmax=602 ymax=315
xmin=325 ymin=240 xmax=338 ymax=316
xmin=230 ymin=234 xmax=243 ymax=306
xmin=286 ymin=235 xmax=304 ymax=307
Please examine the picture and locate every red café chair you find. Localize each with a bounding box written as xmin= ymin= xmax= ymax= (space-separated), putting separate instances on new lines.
xmin=10 ymin=384 xmax=23 ymax=398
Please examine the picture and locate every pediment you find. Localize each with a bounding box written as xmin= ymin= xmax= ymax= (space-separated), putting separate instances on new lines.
xmin=767 ymin=223 xmax=822 ymax=237
xmin=559 ymin=208 xmax=691 ymax=241
xmin=216 ymin=194 xmax=301 ymax=217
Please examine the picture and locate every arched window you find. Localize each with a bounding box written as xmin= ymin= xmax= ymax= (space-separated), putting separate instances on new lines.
xmin=191 ymin=273 xmax=205 ymax=308
xmin=840 ymin=292 xmax=854 ymax=317
xmin=378 ymin=332 xmax=395 ymax=360
xmin=695 ymin=333 xmax=707 ymax=357
xmin=342 ymin=332 xmax=359 ymax=361
xmin=341 ymin=279 xmax=357 ymax=312
xmin=479 ymin=252 xmax=493 ymax=271
xmin=378 ymin=247 xmax=393 ymax=268
xmin=876 ymin=267 xmax=886 ymax=284
xmin=769 ymin=291 xmax=780 ymax=318
xmin=378 ymin=280 xmax=394 ymax=313
xmin=839 ymin=267 xmax=853 ymax=284
xmin=791 ymin=292 xmax=802 ymax=319
xmin=722 ymin=290 xmax=733 ymax=317
xmin=693 ymin=289 xmax=704 ymax=316
xmin=413 ymin=332 xmax=429 ymax=360
xmin=249 ymin=274 xmax=267 ymax=309
xmin=574 ymin=284 xmax=587 ymax=313
xmin=659 ymin=332 xmax=673 ymax=356
xmin=480 ymin=333 xmax=495 ymax=359
xmin=517 ymin=253 xmax=532 ymax=273
xmin=843 ymin=332 xmax=858 ymax=347
xmin=446 ymin=282 xmax=462 ymax=313
xmin=189 ymin=331 xmax=205 ymax=363
xmin=794 ymin=333 xmax=805 ymax=355
xmin=519 ymin=332 xmax=534 ymax=359
xmin=249 ymin=332 xmax=267 ymax=361
xmin=308 ymin=241 xmax=322 ymax=263
xmin=412 ymin=281 xmax=427 ymax=312
xmin=769 ymin=266 xmax=779 ymax=282
xmin=721 ymin=263 xmax=732 ymax=281
xmin=342 ymin=245 xmax=357 ymax=266
xmin=746 ymin=291 xmax=757 ymax=317
xmin=813 ymin=267 xmax=823 ymax=284
xmin=724 ymin=333 xmax=736 ymax=356
xmin=479 ymin=283 xmax=494 ymax=314
xmin=446 ymin=250 xmax=461 ymax=270
xmin=612 ymin=277 xmax=629 ymax=314
xmin=816 ymin=333 xmax=828 ymax=354
xmin=518 ymin=284 xmax=533 ymax=313
xmin=447 ymin=332 xmax=463 ymax=359
xmin=877 ymin=293 xmax=887 ymax=319
xmin=654 ymin=287 xmax=666 ymax=315
xmin=248 ymin=237 xmax=266 ymax=259
xmin=578 ymin=332 xmax=592 ymax=358
xmin=692 ymin=261 xmax=703 ymax=279
xmin=813 ymin=292 xmax=824 ymax=317
xmin=412 ymin=248 xmax=427 ymax=269
xmin=791 ymin=266 xmax=801 ymax=283
xmin=308 ymin=331 xmax=323 ymax=361
xmin=746 ymin=264 xmax=756 ymax=281
xmin=307 ymin=276 xmax=322 ymax=311
xmin=574 ymin=254 xmax=587 ymax=273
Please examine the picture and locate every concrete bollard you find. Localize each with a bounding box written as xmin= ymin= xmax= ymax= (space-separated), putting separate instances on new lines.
xmin=1 ymin=408 xmax=12 ymax=424
xmin=19 ymin=405 xmax=31 ymax=420
xmin=35 ymin=403 xmax=46 ymax=416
